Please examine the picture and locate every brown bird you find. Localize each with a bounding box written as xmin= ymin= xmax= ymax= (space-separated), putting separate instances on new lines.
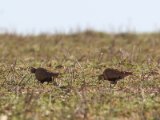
xmin=98 ymin=68 xmax=132 ymax=85
xmin=30 ymin=67 xmax=60 ymax=84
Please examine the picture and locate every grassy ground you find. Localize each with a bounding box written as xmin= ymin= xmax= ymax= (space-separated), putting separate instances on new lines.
xmin=0 ymin=30 xmax=160 ymax=120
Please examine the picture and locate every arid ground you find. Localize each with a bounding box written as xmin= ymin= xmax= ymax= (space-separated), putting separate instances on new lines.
xmin=0 ymin=31 xmax=160 ymax=120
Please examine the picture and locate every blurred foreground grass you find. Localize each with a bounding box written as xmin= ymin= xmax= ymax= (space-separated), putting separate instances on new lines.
xmin=0 ymin=31 xmax=160 ymax=120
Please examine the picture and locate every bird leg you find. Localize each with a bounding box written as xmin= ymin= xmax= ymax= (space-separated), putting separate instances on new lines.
xmin=52 ymin=80 xmax=58 ymax=86
xmin=110 ymin=81 xmax=117 ymax=89
xmin=109 ymin=83 xmax=112 ymax=89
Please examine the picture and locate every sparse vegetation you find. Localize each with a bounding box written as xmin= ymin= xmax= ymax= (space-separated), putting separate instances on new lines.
xmin=0 ymin=30 xmax=160 ymax=120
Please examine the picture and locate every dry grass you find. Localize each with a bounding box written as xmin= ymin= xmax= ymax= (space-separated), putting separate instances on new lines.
xmin=0 ymin=30 xmax=160 ymax=120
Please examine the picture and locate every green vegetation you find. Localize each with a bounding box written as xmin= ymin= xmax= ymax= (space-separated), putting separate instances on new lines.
xmin=0 ymin=30 xmax=160 ymax=120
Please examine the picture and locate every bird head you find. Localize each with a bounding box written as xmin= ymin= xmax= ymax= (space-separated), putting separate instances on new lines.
xmin=30 ymin=67 xmax=36 ymax=73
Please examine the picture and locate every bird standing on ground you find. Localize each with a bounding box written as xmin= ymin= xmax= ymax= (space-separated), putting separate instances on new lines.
xmin=30 ymin=67 xmax=60 ymax=84
xmin=98 ymin=68 xmax=132 ymax=86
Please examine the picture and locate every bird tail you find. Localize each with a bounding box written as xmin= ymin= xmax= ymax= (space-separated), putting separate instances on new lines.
xmin=123 ymin=71 xmax=133 ymax=76
xmin=50 ymin=72 xmax=61 ymax=77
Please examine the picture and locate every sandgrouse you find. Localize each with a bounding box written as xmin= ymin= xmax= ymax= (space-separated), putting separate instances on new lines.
xmin=30 ymin=67 xmax=59 ymax=83
xmin=98 ymin=68 xmax=132 ymax=85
